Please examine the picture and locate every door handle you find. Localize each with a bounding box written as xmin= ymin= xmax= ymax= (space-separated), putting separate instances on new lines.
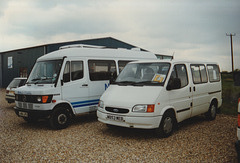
xmin=193 ymin=86 xmax=196 ymax=92
xmin=82 ymin=84 xmax=88 ymax=87
xmin=189 ymin=87 xmax=192 ymax=92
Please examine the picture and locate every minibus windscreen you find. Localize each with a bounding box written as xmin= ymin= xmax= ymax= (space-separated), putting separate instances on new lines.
xmin=115 ymin=62 xmax=170 ymax=86
xmin=27 ymin=60 xmax=62 ymax=84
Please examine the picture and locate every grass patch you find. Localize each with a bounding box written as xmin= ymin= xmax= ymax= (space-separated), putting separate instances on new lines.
xmin=221 ymin=72 xmax=240 ymax=116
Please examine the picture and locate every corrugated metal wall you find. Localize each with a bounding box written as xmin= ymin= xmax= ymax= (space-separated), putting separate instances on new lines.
xmin=1 ymin=46 xmax=44 ymax=87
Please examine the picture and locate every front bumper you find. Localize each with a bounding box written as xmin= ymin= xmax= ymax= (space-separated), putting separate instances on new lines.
xmin=97 ymin=109 xmax=162 ymax=129
xmin=14 ymin=107 xmax=52 ymax=119
xmin=5 ymin=95 xmax=15 ymax=103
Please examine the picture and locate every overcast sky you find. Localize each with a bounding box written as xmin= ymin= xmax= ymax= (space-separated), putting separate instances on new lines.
xmin=0 ymin=0 xmax=240 ymax=71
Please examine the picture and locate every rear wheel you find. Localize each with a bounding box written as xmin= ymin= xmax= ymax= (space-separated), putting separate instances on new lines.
xmin=206 ymin=101 xmax=217 ymax=120
xmin=50 ymin=106 xmax=70 ymax=130
xmin=155 ymin=111 xmax=176 ymax=138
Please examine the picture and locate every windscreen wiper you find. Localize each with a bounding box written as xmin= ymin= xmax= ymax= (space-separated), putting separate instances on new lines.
xmin=115 ymin=81 xmax=135 ymax=86
xmin=133 ymin=81 xmax=161 ymax=86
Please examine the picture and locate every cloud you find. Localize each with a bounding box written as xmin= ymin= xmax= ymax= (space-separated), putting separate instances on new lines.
xmin=0 ymin=0 xmax=240 ymax=71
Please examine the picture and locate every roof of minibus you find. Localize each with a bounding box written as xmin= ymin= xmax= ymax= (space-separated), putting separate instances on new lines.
xmin=129 ymin=59 xmax=219 ymax=65
xmin=37 ymin=47 xmax=157 ymax=61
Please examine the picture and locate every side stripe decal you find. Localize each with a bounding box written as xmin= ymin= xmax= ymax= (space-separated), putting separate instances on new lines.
xmin=71 ymin=99 xmax=99 ymax=108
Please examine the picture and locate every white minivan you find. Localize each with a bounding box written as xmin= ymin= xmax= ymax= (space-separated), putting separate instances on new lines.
xmin=14 ymin=45 xmax=157 ymax=129
xmin=97 ymin=60 xmax=222 ymax=137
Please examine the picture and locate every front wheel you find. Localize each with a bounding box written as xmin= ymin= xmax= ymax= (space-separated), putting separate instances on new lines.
xmin=50 ymin=107 xmax=70 ymax=130
xmin=155 ymin=111 xmax=176 ymax=138
xmin=206 ymin=102 xmax=217 ymax=120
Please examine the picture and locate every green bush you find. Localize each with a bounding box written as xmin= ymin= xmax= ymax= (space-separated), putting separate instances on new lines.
xmin=221 ymin=73 xmax=240 ymax=116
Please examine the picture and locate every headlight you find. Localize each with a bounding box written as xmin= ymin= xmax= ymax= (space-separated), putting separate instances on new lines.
xmin=132 ymin=104 xmax=155 ymax=113
xmin=98 ymin=100 xmax=104 ymax=109
xmin=37 ymin=96 xmax=42 ymax=102
xmin=36 ymin=96 xmax=50 ymax=103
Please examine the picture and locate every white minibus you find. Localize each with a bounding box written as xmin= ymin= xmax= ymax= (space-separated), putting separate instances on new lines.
xmin=14 ymin=45 xmax=157 ymax=129
xmin=97 ymin=60 xmax=222 ymax=137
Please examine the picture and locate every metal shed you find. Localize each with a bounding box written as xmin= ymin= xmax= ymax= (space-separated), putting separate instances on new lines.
xmin=0 ymin=37 xmax=171 ymax=88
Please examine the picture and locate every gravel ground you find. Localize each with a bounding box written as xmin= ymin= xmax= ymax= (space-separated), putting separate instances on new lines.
xmin=0 ymin=88 xmax=238 ymax=162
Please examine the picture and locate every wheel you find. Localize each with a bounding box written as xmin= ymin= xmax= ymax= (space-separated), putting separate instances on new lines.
xmin=50 ymin=107 xmax=70 ymax=130
xmin=155 ymin=111 xmax=176 ymax=138
xmin=206 ymin=102 xmax=217 ymax=120
xmin=23 ymin=116 xmax=38 ymax=123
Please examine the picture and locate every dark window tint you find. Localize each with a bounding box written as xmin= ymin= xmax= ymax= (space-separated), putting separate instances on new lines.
xmin=118 ymin=60 xmax=132 ymax=73
xmin=63 ymin=61 xmax=70 ymax=83
xmin=169 ymin=64 xmax=188 ymax=88
xmin=88 ymin=60 xmax=116 ymax=81
xmin=19 ymin=79 xmax=26 ymax=86
xmin=71 ymin=61 xmax=83 ymax=81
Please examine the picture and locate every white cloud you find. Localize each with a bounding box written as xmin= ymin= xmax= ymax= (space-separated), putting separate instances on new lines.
xmin=0 ymin=0 xmax=240 ymax=71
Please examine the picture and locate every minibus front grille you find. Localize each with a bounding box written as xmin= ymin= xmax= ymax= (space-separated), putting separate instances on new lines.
xmin=105 ymin=107 xmax=129 ymax=114
xmin=15 ymin=94 xmax=53 ymax=103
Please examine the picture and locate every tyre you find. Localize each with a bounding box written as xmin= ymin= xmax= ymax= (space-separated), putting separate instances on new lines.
xmin=155 ymin=111 xmax=176 ymax=138
xmin=206 ymin=101 xmax=217 ymax=120
xmin=50 ymin=106 xmax=70 ymax=130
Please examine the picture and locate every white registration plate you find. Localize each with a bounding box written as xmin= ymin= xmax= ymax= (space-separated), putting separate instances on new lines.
xmin=106 ymin=115 xmax=125 ymax=122
xmin=19 ymin=111 xmax=28 ymax=117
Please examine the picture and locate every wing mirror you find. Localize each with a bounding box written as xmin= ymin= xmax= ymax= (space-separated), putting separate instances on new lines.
xmin=167 ymin=78 xmax=181 ymax=90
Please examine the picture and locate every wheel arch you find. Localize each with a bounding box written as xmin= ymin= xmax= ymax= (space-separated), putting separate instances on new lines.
xmin=53 ymin=102 xmax=75 ymax=117
xmin=210 ymin=98 xmax=218 ymax=108
xmin=160 ymin=107 xmax=177 ymax=122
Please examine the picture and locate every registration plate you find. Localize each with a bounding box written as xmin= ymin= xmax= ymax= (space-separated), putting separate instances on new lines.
xmin=106 ymin=115 xmax=125 ymax=122
xmin=19 ymin=111 xmax=28 ymax=117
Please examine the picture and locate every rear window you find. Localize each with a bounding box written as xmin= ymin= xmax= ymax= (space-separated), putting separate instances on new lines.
xmin=207 ymin=64 xmax=220 ymax=82
xmin=8 ymin=79 xmax=26 ymax=88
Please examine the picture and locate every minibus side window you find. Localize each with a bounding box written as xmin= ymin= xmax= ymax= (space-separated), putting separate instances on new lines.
xmin=200 ymin=65 xmax=208 ymax=83
xmin=191 ymin=65 xmax=201 ymax=84
xmin=71 ymin=61 xmax=83 ymax=81
xmin=191 ymin=64 xmax=208 ymax=84
xmin=176 ymin=64 xmax=188 ymax=87
xmin=207 ymin=64 xmax=220 ymax=82
xmin=63 ymin=61 xmax=70 ymax=83
xmin=118 ymin=60 xmax=133 ymax=73
xmin=88 ymin=60 xmax=116 ymax=81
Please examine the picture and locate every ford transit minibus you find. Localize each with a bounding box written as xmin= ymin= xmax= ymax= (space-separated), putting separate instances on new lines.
xmin=14 ymin=44 xmax=157 ymax=129
xmin=97 ymin=60 xmax=222 ymax=137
